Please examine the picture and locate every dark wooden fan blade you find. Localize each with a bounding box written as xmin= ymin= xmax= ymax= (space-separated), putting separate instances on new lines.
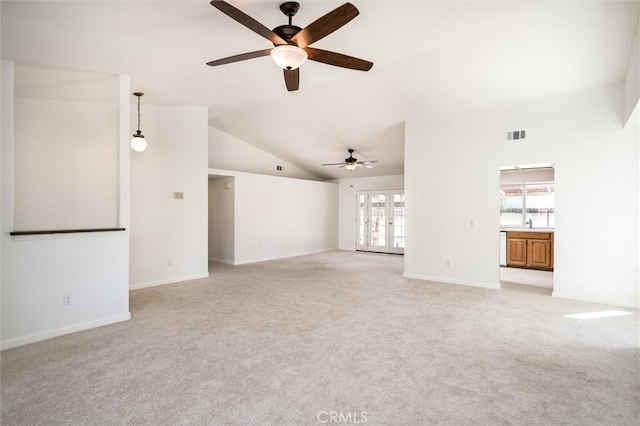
xmin=291 ymin=3 xmax=359 ymax=48
xmin=210 ymin=0 xmax=287 ymax=46
xmin=206 ymin=49 xmax=272 ymax=67
xmin=305 ymin=47 xmax=373 ymax=71
xmin=284 ymin=68 xmax=299 ymax=91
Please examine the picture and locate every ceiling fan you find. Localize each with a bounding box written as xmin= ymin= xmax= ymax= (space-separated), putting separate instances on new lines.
xmin=206 ymin=0 xmax=373 ymax=91
xmin=322 ymin=149 xmax=378 ymax=171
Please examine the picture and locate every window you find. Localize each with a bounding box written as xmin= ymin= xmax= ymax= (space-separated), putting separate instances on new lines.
xmin=500 ymin=183 xmax=554 ymax=228
xmin=392 ymin=193 xmax=405 ymax=249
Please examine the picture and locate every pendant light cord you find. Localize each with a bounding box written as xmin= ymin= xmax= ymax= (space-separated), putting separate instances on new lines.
xmin=136 ymin=94 xmax=141 ymax=132
xmin=133 ymin=92 xmax=144 ymax=135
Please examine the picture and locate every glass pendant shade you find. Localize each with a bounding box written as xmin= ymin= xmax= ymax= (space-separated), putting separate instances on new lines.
xmin=270 ymin=45 xmax=308 ymax=70
xmin=345 ymin=163 xmax=357 ymax=171
xmin=131 ymin=132 xmax=147 ymax=152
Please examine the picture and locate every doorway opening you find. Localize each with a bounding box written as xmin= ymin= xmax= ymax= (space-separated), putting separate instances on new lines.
xmin=356 ymin=190 xmax=404 ymax=254
xmin=208 ymin=174 xmax=235 ymax=265
xmin=499 ymin=163 xmax=554 ymax=289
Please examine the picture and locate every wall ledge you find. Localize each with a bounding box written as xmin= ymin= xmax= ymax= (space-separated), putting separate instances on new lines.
xmin=10 ymin=227 xmax=125 ymax=236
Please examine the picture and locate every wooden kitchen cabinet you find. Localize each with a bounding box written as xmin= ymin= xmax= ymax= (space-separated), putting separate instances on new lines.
xmin=506 ymin=237 xmax=528 ymax=267
xmin=506 ymin=232 xmax=554 ymax=270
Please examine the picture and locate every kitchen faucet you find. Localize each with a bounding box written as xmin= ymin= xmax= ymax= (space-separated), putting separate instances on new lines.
xmin=525 ymin=218 xmax=532 ymax=228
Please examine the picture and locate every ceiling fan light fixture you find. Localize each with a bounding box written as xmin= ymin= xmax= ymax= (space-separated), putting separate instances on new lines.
xmin=270 ymin=45 xmax=308 ymax=70
xmin=345 ymin=163 xmax=357 ymax=171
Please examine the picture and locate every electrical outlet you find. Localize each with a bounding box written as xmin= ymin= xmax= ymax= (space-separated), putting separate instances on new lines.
xmin=63 ymin=295 xmax=72 ymax=306
xmin=173 ymin=192 xmax=184 ymax=200
xmin=168 ymin=260 xmax=172 ymax=267
xmin=445 ymin=259 xmax=452 ymax=267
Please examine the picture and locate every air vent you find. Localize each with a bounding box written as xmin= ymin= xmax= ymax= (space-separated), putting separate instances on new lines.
xmin=506 ymin=129 xmax=526 ymax=141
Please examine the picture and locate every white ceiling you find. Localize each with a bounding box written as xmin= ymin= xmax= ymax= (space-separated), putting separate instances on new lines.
xmin=2 ymin=0 xmax=638 ymax=180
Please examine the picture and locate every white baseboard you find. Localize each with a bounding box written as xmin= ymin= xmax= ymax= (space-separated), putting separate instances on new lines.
xmin=404 ymin=272 xmax=500 ymax=290
xmin=552 ymin=291 xmax=640 ymax=309
xmin=233 ymin=247 xmax=339 ymax=266
xmin=208 ymin=257 xmax=233 ymax=265
xmin=129 ymin=272 xmax=210 ymax=290
xmin=1 ymin=312 xmax=131 ymax=351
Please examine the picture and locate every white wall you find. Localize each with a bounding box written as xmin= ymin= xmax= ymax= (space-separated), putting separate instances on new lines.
xmin=405 ymin=82 xmax=639 ymax=308
xmin=130 ymin=104 xmax=209 ymax=289
xmin=624 ymin=13 xmax=639 ymax=127
xmin=1 ymin=62 xmax=131 ymax=349
xmin=332 ymin=175 xmax=405 ymax=251
xmin=209 ymin=126 xmax=321 ymax=181
xmin=13 ymin=98 xmax=118 ymax=230
xmin=208 ymin=168 xmax=338 ymax=265
xmin=208 ymin=176 xmax=234 ymax=264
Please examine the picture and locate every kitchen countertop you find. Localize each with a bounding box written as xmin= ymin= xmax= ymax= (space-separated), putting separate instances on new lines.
xmin=501 ymin=228 xmax=554 ymax=233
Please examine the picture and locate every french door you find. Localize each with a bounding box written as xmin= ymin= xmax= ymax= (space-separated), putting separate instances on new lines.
xmin=356 ymin=190 xmax=405 ymax=254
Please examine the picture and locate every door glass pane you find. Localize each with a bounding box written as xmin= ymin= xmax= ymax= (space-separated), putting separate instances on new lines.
xmin=357 ymin=194 xmax=366 ymax=246
xmin=370 ymin=194 xmax=386 ymax=247
xmin=500 ymin=185 xmax=524 ymax=227
xmin=393 ymin=193 xmax=405 ymax=248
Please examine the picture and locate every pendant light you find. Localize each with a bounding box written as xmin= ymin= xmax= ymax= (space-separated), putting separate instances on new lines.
xmin=130 ymin=92 xmax=147 ymax=152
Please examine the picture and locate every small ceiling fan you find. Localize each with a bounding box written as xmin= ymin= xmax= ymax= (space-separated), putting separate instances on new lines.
xmin=322 ymin=149 xmax=378 ymax=171
xmin=206 ymin=1 xmax=373 ymax=91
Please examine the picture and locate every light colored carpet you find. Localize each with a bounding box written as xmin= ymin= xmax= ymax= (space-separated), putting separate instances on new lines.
xmin=2 ymin=250 xmax=638 ymax=425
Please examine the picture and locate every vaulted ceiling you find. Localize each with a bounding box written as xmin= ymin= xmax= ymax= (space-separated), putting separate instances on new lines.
xmin=2 ymin=0 xmax=638 ymax=179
